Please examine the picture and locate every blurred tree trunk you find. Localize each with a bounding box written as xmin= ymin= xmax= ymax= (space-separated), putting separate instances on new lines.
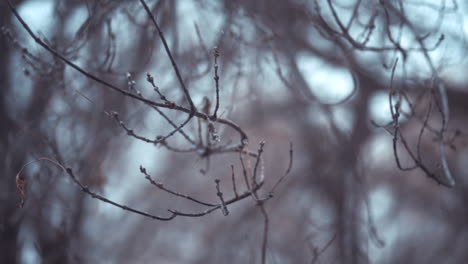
xmin=0 ymin=1 xmax=21 ymax=262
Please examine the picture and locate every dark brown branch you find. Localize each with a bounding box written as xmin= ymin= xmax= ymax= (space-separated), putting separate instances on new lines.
xmin=64 ymin=167 xmax=176 ymax=221
xmin=168 ymin=181 xmax=265 ymax=217
xmin=212 ymin=47 xmax=221 ymax=120
xmin=259 ymin=204 xmax=269 ymax=264
xmin=140 ymin=166 xmax=216 ymax=207
xmin=252 ymin=141 xmax=266 ymax=189
xmin=214 ymin=178 xmax=229 ymax=216
xmin=139 ymin=0 xmax=195 ymax=111
xmin=270 ymin=142 xmax=294 ymax=195
xmin=231 ymin=165 xmax=239 ymax=198
xmin=7 ymin=0 xmax=248 ymax=147
xmin=16 ymin=158 xmax=176 ymax=221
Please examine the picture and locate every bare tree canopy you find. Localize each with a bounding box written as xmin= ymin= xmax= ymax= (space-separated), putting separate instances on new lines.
xmin=1 ymin=0 xmax=468 ymax=263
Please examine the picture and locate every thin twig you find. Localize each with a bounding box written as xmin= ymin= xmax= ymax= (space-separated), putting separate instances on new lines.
xmin=259 ymin=204 xmax=269 ymax=264
xmin=168 ymin=181 xmax=264 ymax=217
xmin=139 ymin=0 xmax=195 ymax=111
xmin=231 ymin=165 xmax=239 ymax=198
xmin=212 ymin=47 xmax=220 ymax=120
xmin=214 ymin=178 xmax=229 ymax=216
xmin=270 ymin=142 xmax=294 ymax=195
xmin=252 ymin=141 xmax=266 ymax=189
xmin=140 ymin=166 xmax=216 ymax=207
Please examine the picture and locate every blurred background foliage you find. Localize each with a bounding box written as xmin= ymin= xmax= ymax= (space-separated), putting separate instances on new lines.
xmin=1 ymin=0 xmax=468 ymax=263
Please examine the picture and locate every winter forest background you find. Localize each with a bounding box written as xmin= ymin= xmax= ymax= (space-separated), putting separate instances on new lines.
xmin=1 ymin=0 xmax=468 ymax=263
